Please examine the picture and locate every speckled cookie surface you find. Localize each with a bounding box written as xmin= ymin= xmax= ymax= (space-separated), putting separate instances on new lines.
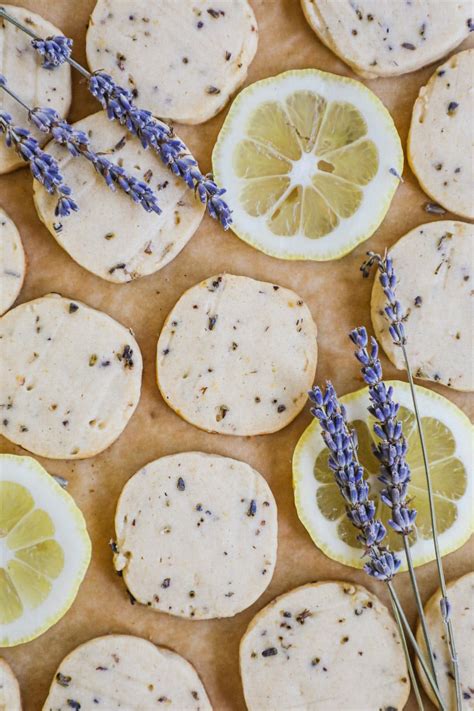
xmin=0 ymin=294 xmax=142 ymax=459
xmin=0 ymin=5 xmax=71 ymax=174
xmin=240 ymin=581 xmax=410 ymax=711
xmin=86 ymin=0 xmax=258 ymax=125
xmin=301 ymin=0 xmax=472 ymax=79
xmin=371 ymin=221 xmax=474 ymax=391
xmin=114 ymin=452 xmax=277 ymax=620
xmin=416 ymin=572 xmax=474 ymax=710
xmin=408 ymin=50 xmax=474 ymax=219
xmin=33 ymin=111 xmax=204 ymax=283
xmin=0 ymin=208 xmax=25 ymax=315
xmin=42 ymin=634 xmax=212 ymax=710
xmin=0 ymin=658 xmax=21 ymax=711
xmin=156 ymin=274 xmax=318 ymax=435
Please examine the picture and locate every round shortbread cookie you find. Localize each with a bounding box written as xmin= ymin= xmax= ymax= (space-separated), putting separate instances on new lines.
xmin=0 ymin=294 xmax=142 ymax=459
xmin=0 ymin=658 xmax=21 ymax=711
xmin=416 ymin=572 xmax=474 ymax=709
xmin=0 ymin=5 xmax=71 ymax=174
xmin=156 ymin=274 xmax=318 ymax=435
xmin=240 ymin=581 xmax=410 ymax=711
xmin=408 ymin=50 xmax=474 ymax=219
xmin=0 ymin=208 xmax=25 ymax=315
xmin=301 ymin=0 xmax=472 ymax=79
xmin=114 ymin=452 xmax=278 ymax=620
xmin=371 ymin=221 xmax=473 ymax=391
xmin=86 ymin=0 xmax=258 ymax=125
xmin=42 ymin=634 xmax=211 ymax=710
xmin=33 ymin=111 xmax=204 ymax=283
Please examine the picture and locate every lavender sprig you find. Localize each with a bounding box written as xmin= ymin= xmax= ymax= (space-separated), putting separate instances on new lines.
xmin=88 ymin=72 xmax=232 ymax=228
xmin=31 ymin=35 xmax=72 ymax=69
xmin=350 ymin=326 xmax=439 ymax=688
xmin=0 ymin=7 xmax=232 ymax=229
xmin=29 ymin=106 xmax=161 ymax=214
xmin=362 ymin=252 xmax=461 ymax=711
xmin=308 ymin=382 xmax=399 ymax=580
xmin=0 ymin=108 xmax=76 ymax=217
xmin=349 ymin=327 xmax=416 ymax=535
xmin=309 ymin=381 xmax=444 ymax=709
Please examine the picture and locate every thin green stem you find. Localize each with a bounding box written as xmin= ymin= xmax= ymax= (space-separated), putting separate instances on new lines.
xmin=0 ymin=7 xmax=91 ymax=78
xmin=0 ymin=82 xmax=30 ymax=112
xmin=387 ymin=582 xmax=447 ymax=711
xmin=402 ymin=346 xmax=462 ymax=711
xmin=403 ymin=535 xmax=439 ymax=687
xmin=389 ymin=594 xmax=425 ymax=711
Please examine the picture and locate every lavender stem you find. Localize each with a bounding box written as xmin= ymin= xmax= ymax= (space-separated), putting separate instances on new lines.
xmin=388 ymin=581 xmax=446 ymax=710
xmin=389 ymin=594 xmax=425 ymax=711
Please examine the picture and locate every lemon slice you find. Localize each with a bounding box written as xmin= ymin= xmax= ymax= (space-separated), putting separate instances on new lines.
xmin=212 ymin=69 xmax=403 ymax=261
xmin=293 ymin=381 xmax=473 ymax=570
xmin=0 ymin=455 xmax=91 ymax=647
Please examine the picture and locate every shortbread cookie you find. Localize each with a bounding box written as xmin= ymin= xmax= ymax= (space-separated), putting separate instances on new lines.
xmin=0 ymin=294 xmax=142 ymax=459
xmin=157 ymin=274 xmax=318 ymax=435
xmin=371 ymin=221 xmax=474 ymax=391
xmin=114 ymin=452 xmax=277 ymax=619
xmin=43 ymin=634 xmax=211 ymax=710
xmin=33 ymin=111 xmax=204 ymax=283
xmin=0 ymin=658 xmax=21 ymax=711
xmin=301 ymin=0 xmax=472 ymax=79
xmin=0 ymin=5 xmax=71 ymax=174
xmin=408 ymin=50 xmax=474 ymax=219
xmin=0 ymin=208 xmax=25 ymax=315
xmin=240 ymin=581 xmax=410 ymax=711
xmin=86 ymin=0 xmax=258 ymax=124
xmin=416 ymin=572 xmax=474 ymax=709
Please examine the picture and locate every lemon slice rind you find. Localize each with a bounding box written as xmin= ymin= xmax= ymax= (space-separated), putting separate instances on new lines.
xmin=293 ymin=381 xmax=473 ymax=571
xmin=0 ymin=454 xmax=91 ymax=647
xmin=213 ymin=69 xmax=403 ymax=261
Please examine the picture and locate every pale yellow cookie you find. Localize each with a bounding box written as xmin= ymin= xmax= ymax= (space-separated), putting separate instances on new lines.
xmin=157 ymin=274 xmax=318 ymax=435
xmin=240 ymin=581 xmax=410 ymax=711
xmin=0 ymin=294 xmax=142 ymax=459
xmin=0 ymin=208 xmax=25 ymax=315
xmin=371 ymin=221 xmax=474 ymax=391
xmin=114 ymin=452 xmax=278 ymax=619
xmin=0 ymin=658 xmax=21 ymax=711
xmin=86 ymin=0 xmax=258 ymax=124
xmin=301 ymin=0 xmax=472 ymax=78
xmin=408 ymin=50 xmax=474 ymax=219
xmin=43 ymin=635 xmax=212 ymax=710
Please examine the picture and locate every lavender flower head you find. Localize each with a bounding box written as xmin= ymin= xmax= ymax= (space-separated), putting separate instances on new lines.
xmin=350 ymin=327 xmax=417 ymax=537
xmin=29 ymin=106 xmax=161 ymax=214
xmin=361 ymin=252 xmax=406 ymax=347
xmin=88 ymin=71 xmax=232 ymax=228
xmin=308 ymin=381 xmax=401 ymax=581
xmin=31 ymin=35 xmax=72 ymax=69
xmin=0 ymin=106 xmax=76 ymax=217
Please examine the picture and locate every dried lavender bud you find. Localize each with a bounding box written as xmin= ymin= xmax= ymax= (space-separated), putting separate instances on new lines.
xmin=32 ymin=34 xmax=72 ymax=69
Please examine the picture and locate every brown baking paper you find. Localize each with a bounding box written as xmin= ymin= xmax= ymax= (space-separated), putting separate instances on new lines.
xmin=1 ymin=1 xmax=473 ymax=709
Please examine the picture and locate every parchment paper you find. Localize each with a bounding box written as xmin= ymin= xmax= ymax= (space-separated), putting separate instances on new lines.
xmin=1 ymin=2 xmax=472 ymax=709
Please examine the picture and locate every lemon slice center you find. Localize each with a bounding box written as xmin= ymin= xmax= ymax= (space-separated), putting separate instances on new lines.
xmin=234 ymin=92 xmax=379 ymax=239
xmin=0 ymin=481 xmax=65 ymax=624
xmin=314 ymin=406 xmax=467 ymax=553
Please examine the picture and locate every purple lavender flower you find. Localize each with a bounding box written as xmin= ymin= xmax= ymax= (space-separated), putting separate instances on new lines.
xmin=350 ymin=327 xmax=417 ymax=536
xmin=308 ymin=382 xmax=401 ymax=581
xmin=31 ymin=35 xmax=72 ymax=69
xmin=29 ymin=106 xmax=161 ymax=214
xmin=0 ymin=109 xmax=76 ymax=217
xmin=88 ymin=72 xmax=232 ymax=228
xmin=361 ymin=252 xmax=406 ymax=346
